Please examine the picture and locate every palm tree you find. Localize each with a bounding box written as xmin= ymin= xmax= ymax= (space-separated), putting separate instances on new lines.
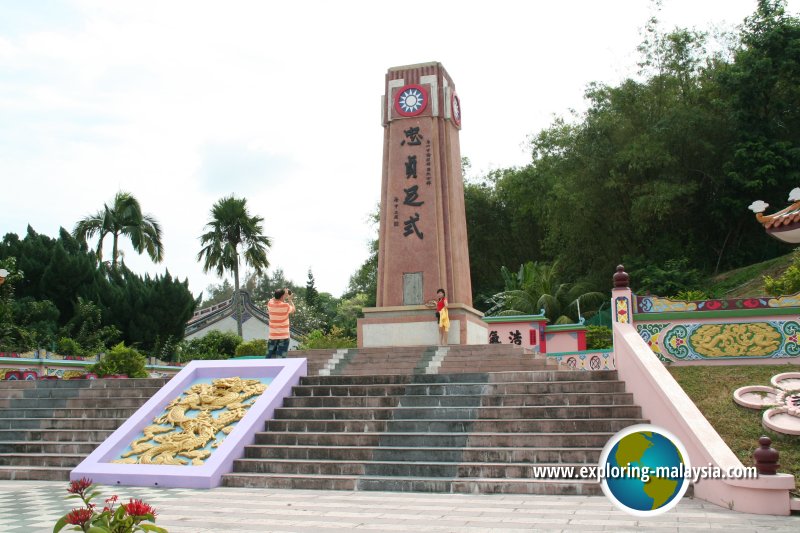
xmin=488 ymin=261 xmax=605 ymax=324
xmin=197 ymin=196 xmax=271 ymax=337
xmin=73 ymin=191 xmax=164 ymax=270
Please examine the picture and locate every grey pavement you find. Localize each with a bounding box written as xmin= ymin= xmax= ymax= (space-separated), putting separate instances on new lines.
xmin=0 ymin=481 xmax=797 ymax=533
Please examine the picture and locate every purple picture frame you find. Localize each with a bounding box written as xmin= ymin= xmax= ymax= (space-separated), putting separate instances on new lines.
xmin=71 ymin=358 xmax=306 ymax=489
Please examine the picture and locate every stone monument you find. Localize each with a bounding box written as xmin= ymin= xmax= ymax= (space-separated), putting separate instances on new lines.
xmin=357 ymin=62 xmax=488 ymax=347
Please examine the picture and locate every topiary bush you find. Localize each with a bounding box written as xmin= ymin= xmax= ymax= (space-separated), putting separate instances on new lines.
xmin=90 ymin=342 xmax=148 ymax=378
xmin=235 ymin=339 xmax=268 ymax=357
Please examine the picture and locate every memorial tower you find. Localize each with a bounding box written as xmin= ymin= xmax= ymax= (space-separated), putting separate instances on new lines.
xmin=358 ymin=62 xmax=487 ymax=346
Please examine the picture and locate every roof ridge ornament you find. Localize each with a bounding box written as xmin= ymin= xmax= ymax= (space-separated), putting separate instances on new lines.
xmin=751 ymin=188 xmax=800 ymax=243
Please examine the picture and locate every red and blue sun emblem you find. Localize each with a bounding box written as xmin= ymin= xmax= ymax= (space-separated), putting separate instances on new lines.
xmin=394 ymin=84 xmax=428 ymax=117
xmin=451 ymin=91 xmax=461 ymax=127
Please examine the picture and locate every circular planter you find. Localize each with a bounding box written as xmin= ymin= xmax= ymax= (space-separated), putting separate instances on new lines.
xmin=763 ymin=407 xmax=800 ymax=435
xmin=771 ymin=372 xmax=800 ymax=391
xmin=733 ymin=385 xmax=778 ymax=409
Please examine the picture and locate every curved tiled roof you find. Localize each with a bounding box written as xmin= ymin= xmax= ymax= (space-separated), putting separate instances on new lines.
xmin=756 ymin=201 xmax=800 ymax=229
xmin=185 ymin=290 xmax=302 ymax=337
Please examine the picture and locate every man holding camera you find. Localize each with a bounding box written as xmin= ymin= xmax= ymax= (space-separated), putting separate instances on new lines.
xmin=266 ymin=288 xmax=295 ymax=358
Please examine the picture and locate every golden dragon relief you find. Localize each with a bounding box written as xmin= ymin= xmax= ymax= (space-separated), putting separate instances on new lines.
xmin=112 ymin=377 xmax=267 ymax=466
xmin=690 ymin=323 xmax=781 ymax=357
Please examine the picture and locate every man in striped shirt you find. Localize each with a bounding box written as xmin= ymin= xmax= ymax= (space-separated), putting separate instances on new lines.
xmin=267 ymin=288 xmax=295 ymax=358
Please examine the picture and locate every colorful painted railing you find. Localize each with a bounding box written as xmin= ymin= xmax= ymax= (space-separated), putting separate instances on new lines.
xmin=627 ymin=291 xmax=800 ymax=364
xmin=0 ymin=353 xmax=183 ymax=380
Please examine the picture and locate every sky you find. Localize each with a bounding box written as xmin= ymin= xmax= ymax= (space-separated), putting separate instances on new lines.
xmin=1 ymin=0 xmax=798 ymax=300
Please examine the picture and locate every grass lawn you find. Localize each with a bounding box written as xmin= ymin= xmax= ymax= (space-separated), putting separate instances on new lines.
xmin=668 ymin=364 xmax=800 ymax=493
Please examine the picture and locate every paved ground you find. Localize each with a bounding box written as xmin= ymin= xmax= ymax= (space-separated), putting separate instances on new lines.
xmin=0 ymin=481 xmax=797 ymax=532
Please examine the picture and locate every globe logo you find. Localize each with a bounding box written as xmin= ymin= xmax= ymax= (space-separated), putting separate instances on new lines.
xmin=599 ymin=424 xmax=691 ymax=516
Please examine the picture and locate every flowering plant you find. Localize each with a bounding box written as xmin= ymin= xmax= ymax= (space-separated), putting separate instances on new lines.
xmin=54 ymin=478 xmax=167 ymax=533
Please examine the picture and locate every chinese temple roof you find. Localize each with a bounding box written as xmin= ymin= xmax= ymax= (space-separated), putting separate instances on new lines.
xmin=749 ymin=189 xmax=800 ymax=244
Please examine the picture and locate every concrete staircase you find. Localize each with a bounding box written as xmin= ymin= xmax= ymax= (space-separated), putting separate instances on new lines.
xmin=0 ymin=378 xmax=168 ymax=481
xmin=293 ymin=344 xmax=558 ymax=377
xmin=223 ymin=369 xmax=644 ymax=494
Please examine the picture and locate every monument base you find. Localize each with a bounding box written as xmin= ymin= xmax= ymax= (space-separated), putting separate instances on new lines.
xmin=357 ymin=304 xmax=488 ymax=348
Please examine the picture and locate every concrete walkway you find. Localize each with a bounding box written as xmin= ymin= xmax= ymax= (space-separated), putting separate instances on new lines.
xmin=1 ymin=481 xmax=797 ymax=532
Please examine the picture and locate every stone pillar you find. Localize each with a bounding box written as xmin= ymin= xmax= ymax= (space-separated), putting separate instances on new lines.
xmin=611 ymin=265 xmax=633 ymax=325
xmin=358 ymin=62 xmax=487 ymax=347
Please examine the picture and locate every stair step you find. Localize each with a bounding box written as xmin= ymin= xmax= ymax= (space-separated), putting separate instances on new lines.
xmin=300 ymin=370 xmax=617 ymax=385
xmin=273 ymin=405 xmax=642 ymax=420
xmin=291 ymin=381 xmax=626 ymax=396
xmin=254 ymin=431 xmax=617 ymax=447
xmin=5 ymin=397 xmax=154 ymax=408
xmin=243 ymin=445 xmax=602 ymax=463
xmin=0 ymin=441 xmax=98 ymax=454
xmin=221 ymin=473 xmax=602 ymax=495
xmin=264 ymin=418 xmax=645 ymax=433
xmin=283 ymin=392 xmax=634 ymax=408
xmin=0 ymin=453 xmax=86 ymax=468
xmin=0 ymin=417 xmax=129 ymax=430
xmin=0 ymin=387 xmax=163 ymax=400
xmin=232 ymin=458 xmax=599 ymax=478
xmin=0 ymin=408 xmax=139 ymax=418
xmin=0 ymin=465 xmax=72 ymax=481
xmin=0 ymin=429 xmax=115 ymax=441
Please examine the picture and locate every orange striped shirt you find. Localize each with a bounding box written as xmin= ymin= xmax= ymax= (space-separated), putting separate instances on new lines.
xmin=267 ymin=298 xmax=295 ymax=340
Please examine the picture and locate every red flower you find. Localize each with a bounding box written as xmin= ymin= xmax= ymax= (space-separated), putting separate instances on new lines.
xmin=124 ymin=498 xmax=157 ymax=518
xmin=67 ymin=477 xmax=93 ymax=495
xmin=743 ymin=299 xmax=760 ymax=308
xmin=105 ymin=495 xmax=118 ymax=504
xmin=65 ymin=507 xmax=93 ymax=526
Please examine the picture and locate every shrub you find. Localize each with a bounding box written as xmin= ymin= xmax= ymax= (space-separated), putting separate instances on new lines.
xmin=586 ymin=326 xmax=612 ymax=350
xmin=627 ymin=258 xmax=702 ymax=296
xmin=299 ymin=326 xmax=356 ymax=350
xmin=57 ymin=337 xmax=83 ymax=356
xmin=672 ymin=289 xmax=709 ymax=301
xmin=764 ymin=250 xmax=800 ymax=296
xmin=235 ymin=339 xmax=268 ymax=357
xmin=179 ymin=330 xmax=243 ymax=361
xmin=91 ymin=343 xmax=148 ymax=378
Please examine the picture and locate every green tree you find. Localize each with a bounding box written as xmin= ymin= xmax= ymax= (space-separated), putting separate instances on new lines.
xmin=202 ymin=279 xmax=234 ymax=307
xmin=334 ymin=292 xmax=369 ymax=338
xmin=197 ymin=196 xmax=271 ymax=337
xmin=0 ymin=227 xmax=194 ymax=354
xmin=489 ymin=261 xmax=605 ymax=324
xmin=305 ymin=268 xmax=319 ymax=310
xmin=13 ymin=297 xmax=59 ymax=350
xmin=73 ymin=191 xmax=164 ymax=270
xmin=60 ymin=297 xmax=120 ymax=354
xmin=343 ymin=239 xmax=378 ymax=308
xmin=0 ymin=257 xmax=23 ymax=350
xmin=290 ymin=296 xmax=325 ymax=335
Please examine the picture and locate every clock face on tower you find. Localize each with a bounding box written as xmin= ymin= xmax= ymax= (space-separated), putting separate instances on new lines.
xmin=451 ymin=91 xmax=461 ymax=127
xmin=394 ymin=84 xmax=428 ymax=117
